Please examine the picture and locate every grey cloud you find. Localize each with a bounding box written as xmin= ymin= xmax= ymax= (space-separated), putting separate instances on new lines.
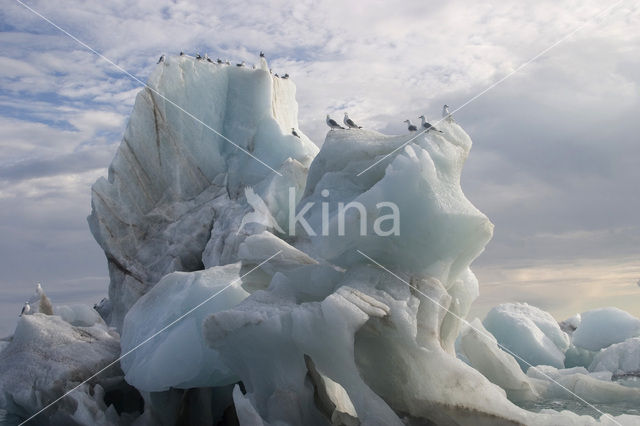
xmin=0 ymin=147 xmax=114 ymax=182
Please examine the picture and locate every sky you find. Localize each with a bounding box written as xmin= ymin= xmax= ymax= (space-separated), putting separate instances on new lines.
xmin=0 ymin=0 xmax=639 ymax=336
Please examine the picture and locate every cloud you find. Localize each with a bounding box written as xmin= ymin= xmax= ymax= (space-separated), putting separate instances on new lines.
xmin=0 ymin=147 xmax=114 ymax=183
xmin=471 ymin=256 xmax=640 ymax=322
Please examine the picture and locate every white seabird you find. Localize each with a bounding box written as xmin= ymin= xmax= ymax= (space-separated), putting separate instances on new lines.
xmin=418 ymin=115 xmax=443 ymax=133
xmin=442 ymin=104 xmax=454 ymax=122
xmin=343 ymin=113 xmax=362 ymax=129
xmin=157 ymin=54 xmax=165 ymax=64
xmin=291 ymin=128 xmax=301 ymax=138
xmin=19 ymin=301 xmax=30 ymax=316
xmin=404 ymin=119 xmax=418 ymax=132
xmin=326 ymin=115 xmax=345 ymax=130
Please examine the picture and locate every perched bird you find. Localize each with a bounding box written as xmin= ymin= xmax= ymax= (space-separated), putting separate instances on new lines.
xmin=179 ymin=51 xmax=184 ymax=56
xmin=274 ymin=73 xmax=279 ymax=78
xmin=217 ymin=58 xmax=223 ymax=64
xmin=225 ymin=60 xmax=231 ymax=65
xmin=207 ymin=57 xmax=213 ymax=63
xmin=196 ymin=53 xmax=202 ymax=60
xmin=343 ymin=113 xmax=362 ymax=129
xmin=291 ymin=128 xmax=301 ymax=138
xmin=157 ymin=54 xmax=165 ymax=64
xmin=418 ymin=115 xmax=443 ymax=133
xmin=404 ymin=120 xmax=418 ymax=132
xmin=442 ymin=104 xmax=454 ymax=122
xmin=19 ymin=301 xmax=30 ymax=317
xmin=282 ymin=73 xmax=289 ymax=79
xmin=260 ymin=51 xmax=265 ymax=57
xmin=236 ymin=61 xmax=245 ymax=67
xmin=326 ymin=115 xmax=346 ymax=130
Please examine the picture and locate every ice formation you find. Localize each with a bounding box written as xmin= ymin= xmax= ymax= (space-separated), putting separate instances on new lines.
xmin=589 ymin=337 xmax=640 ymax=377
xmin=120 ymin=264 xmax=248 ymax=391
xmin=457 ymin=318 xmax=541 ymax=402
xmin=483 ymin=302 xmax=570 ymax=370
xmin=0 ymin=314 xmax=140 ymax=424
xmin=572 ymin=308 xmax=640 ymax=352
xmin=457 ymin=318 xmax=640 ymax=408
xmin=527 ymin=365 xmax=640 ymax=405
xmin=87 ymin=55 xmax=317 ymax=330
xmin=3 ymin=54 xmax=640 ymax=425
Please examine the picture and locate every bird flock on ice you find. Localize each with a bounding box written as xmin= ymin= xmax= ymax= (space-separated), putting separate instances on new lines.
xmin=156 ymin=51 xmax=455 ymax=137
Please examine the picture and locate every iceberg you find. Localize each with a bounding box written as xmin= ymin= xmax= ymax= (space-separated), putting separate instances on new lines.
xmin=572 ymin=308 xmax=640 ymax=352
xmin=527 ymin=365 xmax=640 ymax=405
xmin=483 ymin=302 xmax=570 ymax=370
xmin=457 ymin=318 xmax=542 ymax=402
xmin=3 ymin=54 xmax=639 ymax=425
xmin=55 ymin=304 xmax=104 ymax=327
xmin=87 ymin=55 xmax=318 ymax=330
xmin=0 ymin=314 xmax=141 ymax=424
xmin=119 ymin=263 xmax=248 ymax=392
xmin=589 ymin=337 xmax=640 ymax=378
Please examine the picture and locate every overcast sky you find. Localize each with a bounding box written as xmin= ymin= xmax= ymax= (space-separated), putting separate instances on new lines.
xmin=0 ymin=0 xmax=638 ymax=336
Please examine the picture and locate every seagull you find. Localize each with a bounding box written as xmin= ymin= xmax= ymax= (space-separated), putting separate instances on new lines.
xmin=282 ymin=73 xmax=289 ymax=79
xmin=418 ymin=115 xmax=443 ymax=133
xmin=207 ymin=57 xmax=213 ymax=63
xmin=236 ymin=61 xmax=245 ymax=67
xmin=404 ymin=120 xmax=418 ymax=132
xmin=274 ymin=73 xmax=279 ymax=78
xmin=343 ymin=113 xmax=362 ymax=129
xmin=19 ymin=301 xmax=30 ymax=317
xmin=326 ymin=115 xmax=346 ymax=130
xmin=291 ymin=128 xmax=301 ymax=138
xmin=179 ymin=51 xmax=184 ymax=56
xmin=196 ymin=53 xmax=202 ymax=60
xmin=442 ymin=104 xmax=454 ymax=122
xmin=225 ymin=60 xmax=231 ymax=65
xmin=260 ymin=51 xmax=265 ymax=58
xmin=157 ymin=55 xmax=165 ymax=64
xmin=217 ymin=58 xmax=223 ymax=64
